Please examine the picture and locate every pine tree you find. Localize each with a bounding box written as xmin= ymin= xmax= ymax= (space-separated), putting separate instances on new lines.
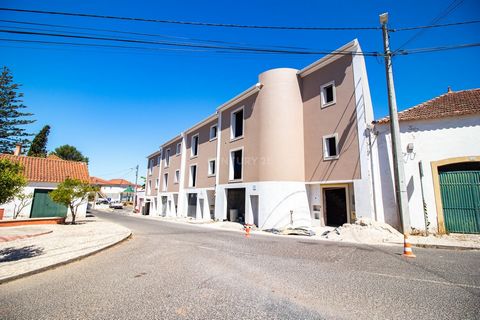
xmin=0 ymin=66 xmax=35 ymax=154
xmin=27 ymin=125 xmax=51 ymax=157
xmin=50 ymin=144 xmax=89 ymax=163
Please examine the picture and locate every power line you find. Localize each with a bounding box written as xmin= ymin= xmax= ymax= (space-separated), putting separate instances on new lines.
xmin=399 ymin=42 xmax=480 ymax=54
xmin=393 ymin=0 xmax=465 ymax=52
xmin=0 ymin=19 xmax=310 ymax=50
xmin=0 ymin=28 xmax=381 ymax=55
xmin=392 ymin=19 xmax=480 ymax=31
xmin=0 ymin=7 xmax=381 ymax=30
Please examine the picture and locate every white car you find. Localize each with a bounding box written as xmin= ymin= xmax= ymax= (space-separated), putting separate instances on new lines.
xmin=109 ymin=202 xmax=123 ymax=209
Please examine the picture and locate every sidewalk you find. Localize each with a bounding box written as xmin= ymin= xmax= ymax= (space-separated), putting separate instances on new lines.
xmin=0 ymin=216 xmax=131 ymax=283
xmin=101 ymin=208 xmax=480 ymax=250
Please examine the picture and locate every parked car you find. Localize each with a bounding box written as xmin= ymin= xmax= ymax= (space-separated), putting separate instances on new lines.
xmin=109 ymin=202 xmax=123 ymax=209
xmin=96 ymin=198 xmax=110 ymax=205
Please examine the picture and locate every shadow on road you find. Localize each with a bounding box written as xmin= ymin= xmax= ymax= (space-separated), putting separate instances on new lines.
xmin=0 ymin=245 xmax=44 ymax=263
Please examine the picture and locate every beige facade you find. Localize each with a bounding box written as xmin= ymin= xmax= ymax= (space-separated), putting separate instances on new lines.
xmin=146 ymin=151 xmax=161 ymax=197
xmin=160 ymin=136 xmax=183 ymax=193
xmin=144 ymin=39 xmax=375 ymax=229
xmin=184 ymin=117 xmax=218 ymax=189
xmin=301 ymin=54 xmax=361 ymax=182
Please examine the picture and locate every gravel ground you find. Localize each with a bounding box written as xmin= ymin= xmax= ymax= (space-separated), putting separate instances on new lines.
xmin=1 ymin=210 xmax=479 ymax=320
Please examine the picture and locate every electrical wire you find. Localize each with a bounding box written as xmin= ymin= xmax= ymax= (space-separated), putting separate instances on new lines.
xmin=399 ymin=42 xmax=480 ymax=54
xmin=0 ymin=19 xmax=310 ymax=50
xmin=0 ymin=29 xmax=381 ymax=55
xmin=0 ymin=7 xmax=381 ymax=30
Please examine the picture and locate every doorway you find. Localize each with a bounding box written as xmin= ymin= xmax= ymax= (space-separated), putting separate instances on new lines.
xmin=324 ymin=187 xmax=348 ymax=227
xmin=226 ymin=188 xmax=245 ymax=223
xmin=161 ymin=196 xmax=167 ymax=216
xmin=187 ymin=193 xmax=197 ymax=218
xmin=250 ymin=195 xmax=259 ymax=226
xmin=30 ymin=189 xmax=68 ymax=218
xmin=199 ymin=199 xmax=205 ymax=219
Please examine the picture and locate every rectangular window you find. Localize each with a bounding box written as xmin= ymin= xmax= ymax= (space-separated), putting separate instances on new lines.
xmin=176 ymin=142 xmax=181 ymax=155
xmin=191 ymin=134 xmax=199 ymax=157
xmin=189 ymin=165 xmax=197 ymax=187
xmin=321 ymin=81 xmax=336 ymax=108
xmin=155 ymin=178 xmax=159 ymax=189
xmin=208 ymin=159 xmax=216 ymax=176
xmin=148 ymin=180 xmax=152 ymax=193
xmin=163 ymin=173 xmax=168 ymax=191
xmin=231 ymin=107 xmax=244 ymax=139
xmin=209 ymin=124 xmax=218 ymax=140
xmin=229 ymin=149 xmax=243 ymax=181
xmin=165 ymin=149 xmax=171 ymax=167
xmin=148 ymin=159 xmax=153 ymax=175
xmin=323 ymin=134 xmax=339 ymax=160
xmin=174 ymin=170 xmax=180 ymax=184
xmin=157 ymin=156 xmax=161 ymax=166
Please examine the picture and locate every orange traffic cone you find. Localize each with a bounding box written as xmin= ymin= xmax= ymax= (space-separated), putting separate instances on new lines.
xmin=245 ymin=225 xmax=251 ymax=238
xmin=402 ymin=233 xmax=416 ymax=258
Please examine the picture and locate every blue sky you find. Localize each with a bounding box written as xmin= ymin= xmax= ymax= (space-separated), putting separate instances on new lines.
xmin=1 ymin=0 xmax=479 ymax=182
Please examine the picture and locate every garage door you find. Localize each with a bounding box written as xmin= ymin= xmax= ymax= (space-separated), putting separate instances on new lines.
xmin=439 ymin=171 xmax=480 ymax=234
xmin=30 ymin=189 xmax=68 ymax=218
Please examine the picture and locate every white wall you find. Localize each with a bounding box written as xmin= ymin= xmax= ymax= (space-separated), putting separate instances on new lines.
xmin=215 ymin=181 xmax=311 ymax=229
xmin=372 ymin=115 xmax=480 ymax=232
xmin=0 ymin=182 xmax=88 ymax=221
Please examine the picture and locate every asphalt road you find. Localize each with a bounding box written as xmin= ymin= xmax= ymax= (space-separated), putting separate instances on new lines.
xmin=1 ymin=211 xmax=479 ymax=320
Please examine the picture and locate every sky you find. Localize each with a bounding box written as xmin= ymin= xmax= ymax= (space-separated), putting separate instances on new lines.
xmin=1 ymin=0 xmax=479 ymax=182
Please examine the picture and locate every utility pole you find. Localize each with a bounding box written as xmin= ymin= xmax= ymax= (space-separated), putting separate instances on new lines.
xmin=133 ymin=164 xmax=139 ymax=212
xmin=380 ymin=12 xmax=411 ymax=234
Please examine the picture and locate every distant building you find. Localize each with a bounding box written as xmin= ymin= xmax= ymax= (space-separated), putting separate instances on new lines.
xmin=372 ymin=88 xmax=480 ymax=234
xmin=0 ymin=146 xmax=90 ymax=220
xmin=90 ymin=177 xmax=137 ymax=202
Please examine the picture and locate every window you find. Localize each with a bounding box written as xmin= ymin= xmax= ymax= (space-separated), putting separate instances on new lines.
xmin=163 ymin=173 xmax=168 ymax=191
xmin=208 ymin=159 xmax=216 ymax=176
xmin=165 ymin=149 xmax=171 ymax=167
xmin=209 ymin=124 xmax=218 ymax=140
xmin=157 ymin=156 xmax=161 ymax=166
xmin=231 ymin=107 xmax=244 ymax=139
xmin=229 ymin=149 xmax=243 ymax=181
xmin=323 ymin=134 xmax=339 ymax=160
xmin=176 ymin=142 xmax=181 ymax=155
xmin=148 ymin=180 xmax=152 ymax=193
xmin=321 ymin=81 xmax=336 ymax=108
xmin=189 ymin=165 xmax=197 ymax=187
xmin=155 ymin=178 xmax=159 ymax=189
xmin=148 ymin=159 xmax=154 ymax=175
xmin=174 ymin=170 xmax=180 ymax=184
xmin=191 ymin=134 xmax=199 ymax=157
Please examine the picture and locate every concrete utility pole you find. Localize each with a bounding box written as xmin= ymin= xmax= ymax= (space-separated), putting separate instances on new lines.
xmin=380 ymin=12 xmax=411 ymax=234
xmin=133 ymin=164 xmax=139 ymax=212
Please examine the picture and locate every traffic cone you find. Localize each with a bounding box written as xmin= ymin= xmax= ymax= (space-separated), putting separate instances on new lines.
xmin=402 ymin=233 xmax=416 ymax=258
xmin=245 ymin=225 xmax=251 ymax=238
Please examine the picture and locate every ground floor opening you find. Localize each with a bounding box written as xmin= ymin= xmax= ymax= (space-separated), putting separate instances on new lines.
xmin=226 ymin=188 xmax=245 ymax=223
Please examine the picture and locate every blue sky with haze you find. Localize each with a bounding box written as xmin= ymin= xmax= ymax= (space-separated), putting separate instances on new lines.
xmin=1 ymin=0 xmax=479 ymax=182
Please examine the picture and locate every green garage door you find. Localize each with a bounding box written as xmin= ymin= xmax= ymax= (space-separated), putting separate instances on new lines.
xmin=30 ymin=189 xmax=68 ymax=218
xmin=439 ymin=171 xmax=480 ymax=234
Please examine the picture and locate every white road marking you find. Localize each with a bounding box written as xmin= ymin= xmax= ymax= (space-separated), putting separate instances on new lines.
xmin=364 ymin=271 xmax=480 ymax=289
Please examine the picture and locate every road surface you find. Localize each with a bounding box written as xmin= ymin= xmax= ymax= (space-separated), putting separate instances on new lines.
xmin=1 ymin=210 xmax=479 ymax=319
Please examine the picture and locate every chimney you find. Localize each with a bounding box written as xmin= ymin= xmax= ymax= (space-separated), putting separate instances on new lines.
xmin=14 ymin=143 xmax=22 ymax=156
xmin=447 ymin=86 xmax=452 ymax=93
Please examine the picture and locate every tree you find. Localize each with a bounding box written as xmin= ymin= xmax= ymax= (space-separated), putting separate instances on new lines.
xmin=27 ymin=125 xmax=51 ymax=157
xmin=50 ymin=178 xmax=97 ymax=224
xmin=0 ymin=158 xmax=27 ymax=206
xmin=50 ymin=144 xmax=89 ymax=163
xmin=13 ymin=192 xmax=33 ymax=219
xmin=0 ymin=66 xmax=35 ymax=154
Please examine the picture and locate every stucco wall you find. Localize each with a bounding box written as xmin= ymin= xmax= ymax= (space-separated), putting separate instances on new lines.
xmin=372 ymin=115 xmax=480 ymax=232
xmin=302 ymin=54 xmax=361 ymax=183
xmin=184 ymin=118 xmax=218 ymax=189
xmin=0 ymin=182 xmax=87 ymax=221
xmin=160 ymin=137 xmax=183 ymax=193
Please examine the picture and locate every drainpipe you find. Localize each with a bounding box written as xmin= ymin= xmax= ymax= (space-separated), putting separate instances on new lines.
xmin=418 ymin=161 xmax=429 ymax=236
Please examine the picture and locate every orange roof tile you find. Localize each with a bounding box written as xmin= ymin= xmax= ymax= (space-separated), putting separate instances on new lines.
xmin=90 ymin=176 xmax=110 ymax=185
xmin=375 ymin=88 xmax=480 ymax=124
xmin=107 ymin=179 xmax=135 ymax=186
xmin=0 ymin=154 xmax=89 ymax=183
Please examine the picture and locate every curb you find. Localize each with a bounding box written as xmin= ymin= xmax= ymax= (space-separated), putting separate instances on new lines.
xmin=0 ymin=231 xmax=132 ymax=285
xmin=385 ymin=241 xmax=479 ymax=251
